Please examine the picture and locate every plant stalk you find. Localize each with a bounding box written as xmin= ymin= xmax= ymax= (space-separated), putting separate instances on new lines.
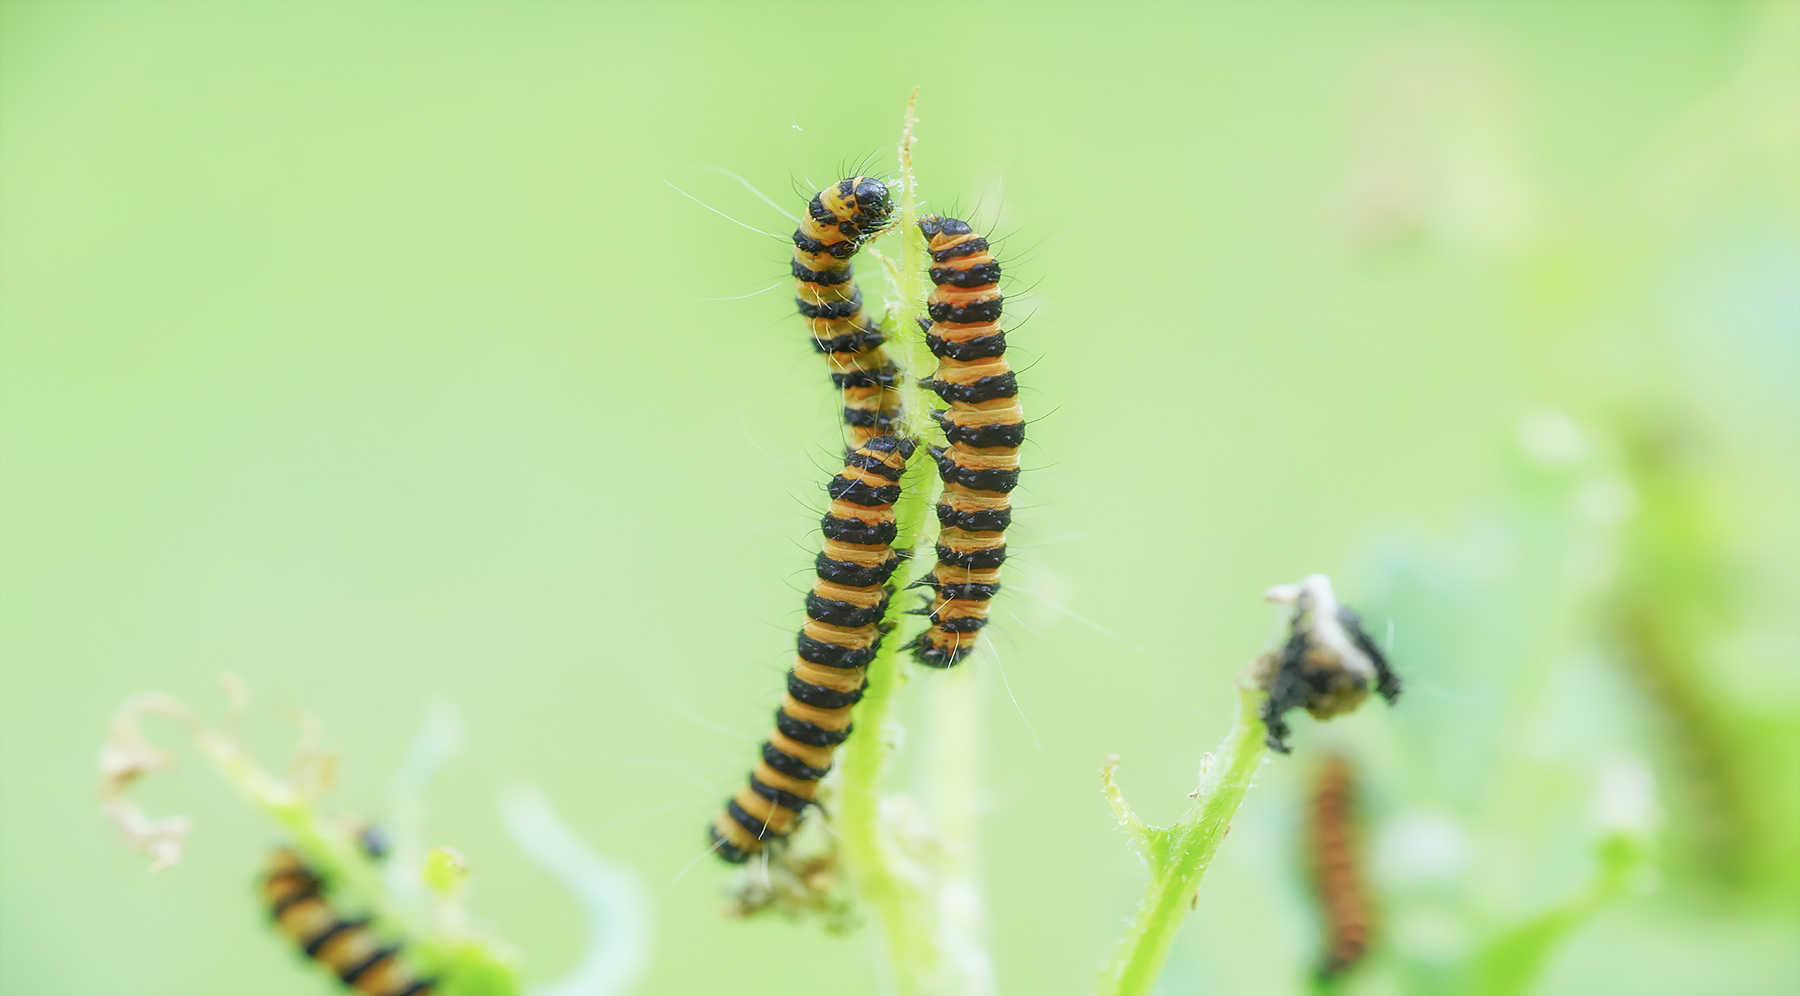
xmin=1096 ymin=686 xmax=1270 ymax=996
xmin=922 ymin=666 xmax=995 ymax=995
xmin=832 ymin=86 xmax=950 ymax=996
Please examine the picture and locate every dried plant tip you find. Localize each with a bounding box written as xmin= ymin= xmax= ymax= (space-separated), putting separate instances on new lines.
xmin=1249 ymin=575 xmax=1401 ymax=754
xmin=282 ymin=707 xmax=339 ymax=802
xmin=723 ymin=812 xmax=855 ymax=930
xmin=98 ymin=692 xmax=220 ymax=871
xmin=97 ymin=682 xmax=316 ymax=872
xmin=100 ymin=798 xmax=192 ymax=873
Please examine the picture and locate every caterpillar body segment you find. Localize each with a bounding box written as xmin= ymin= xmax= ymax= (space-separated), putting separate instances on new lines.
xmin=710 ymin=435 xmax=916 ymax=862
xmin=791 ymin=177 xmax=903 ymax=444
xmin=909 ymin=215 xmax=1022 ymax=668
xmin=1311 ymin=756 xmax=1372 ymax=979
xmin=262 ymin=849 xmax=433 ymax=996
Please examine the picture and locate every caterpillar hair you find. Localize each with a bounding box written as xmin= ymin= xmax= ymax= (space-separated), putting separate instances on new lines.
xmin=1310 ymin=755 xmax=1372 ymax=980
xmin=710 ymin=434 xmax=916 ymax=862
xmin=907 ymin=215 xmax=1021 ymax=668
xmin=791 ymin=177 xmax=902 ymax=444
xmin=262 ymin=848 xmax=433 ymax=996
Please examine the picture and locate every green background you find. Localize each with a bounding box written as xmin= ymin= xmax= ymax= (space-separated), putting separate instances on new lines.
xmin=2 ymin=2 xmax=1795 ymax=994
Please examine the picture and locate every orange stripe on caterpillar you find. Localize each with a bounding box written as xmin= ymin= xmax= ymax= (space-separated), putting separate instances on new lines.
xmin=710 ymin=436 xmax=916 ymax=862
xmin=909 ymin=215 xmax=1020 ymax=668
xmin=791 ymin=177 xmax=902 ymax=445
xmin=263 ymin=849 xmax=433 ymax=996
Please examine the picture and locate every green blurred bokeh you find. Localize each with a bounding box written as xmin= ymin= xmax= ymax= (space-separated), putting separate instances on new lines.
xmin=2 ymin=2 xmax=1795 ymax=994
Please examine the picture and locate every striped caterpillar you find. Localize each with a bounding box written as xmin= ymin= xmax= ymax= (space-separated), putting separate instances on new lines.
xmin=262 ymin=847 xmax=432 ymax=996
xmin=710 ymin=435 xmax=915 ymax=862
xmin=907 ymin=215 xmax=1020 ymax=668
xmin=791 ymin=176 xmax=902 ymax=444
xmin=1310 ymin=755 xmax=1372 ymax=979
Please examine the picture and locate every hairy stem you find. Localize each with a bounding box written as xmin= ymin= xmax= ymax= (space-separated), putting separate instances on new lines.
xmin=833 ymin=447 xmax=938 ymax=994
xmin=834 ymin=86 xmax=970 ymax=996
xmin=892 ymin=87 xmax=936 ymax=441
xmin=923 ymin=666 xmax=995 ymax=995
xmin=1097 ymin=686 xmax=1271 ymax=996
xmin=834 ymin=612 xmax=930 ymax=993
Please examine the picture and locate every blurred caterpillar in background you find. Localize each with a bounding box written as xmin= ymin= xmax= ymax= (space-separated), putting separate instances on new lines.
xmin=908 ymin=214 xmax=1020 ymax=668
xmin=791 ymin=176 xmax=902 ymax=445
xmin=710 ymin=435 xmax=916 ymax=862
xmin=1309 ymin=755 xmax=1372 ymax=980
xmin=262 ymin=844 xmax=433 ymax=996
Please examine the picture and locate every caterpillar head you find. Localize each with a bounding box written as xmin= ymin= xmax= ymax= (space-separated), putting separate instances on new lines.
xmin=819 ymin=176 xmax=893 ymax=242
xmin=917 ymin=213 xmax=974 ymax=246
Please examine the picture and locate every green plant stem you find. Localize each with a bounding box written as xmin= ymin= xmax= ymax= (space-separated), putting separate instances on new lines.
xmin=1097 ymin=686 xmax=1270 ymax=996
xmin=1463 ymin=831 xmax=1647 ymax=996
xmin=832 ymin=89 xmax=961 ymax=995
xmin=835 ymin=623 xmax=933 ymax=993
xmin=923 ymin=666 xmax=995 ymax=995
xmin=891 ymin=88 xmax=936 ymax=441
xmin=832 ymin=449 xmax=939 ymax=993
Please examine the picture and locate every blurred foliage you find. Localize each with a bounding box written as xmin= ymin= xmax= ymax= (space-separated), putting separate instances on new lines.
xmin=1 ymin=2 xmax=1795 ymax=994
xmin=95 ymin=686 xmax=523 ymax=995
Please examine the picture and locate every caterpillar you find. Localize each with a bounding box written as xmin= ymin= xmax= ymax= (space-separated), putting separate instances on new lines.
xmin=907 ymin=215 xmax=1021 ymax=668
xmin=262 ymin=847 xmax=433 ymax=996
xmin=1310 ymin=755 xmax=1372 ymax=979
xmin=710 ymin=434 xmax=915 ymax=862
xmin=791 ymin=176 xmax=902 ymax=444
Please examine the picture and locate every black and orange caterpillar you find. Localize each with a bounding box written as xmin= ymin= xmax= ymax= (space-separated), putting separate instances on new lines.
xmin=907 ymin=215 xmax=1020 ymax=668
xmin=1310 ymin=755 xmax=1372 ymax=980
xmin=263 ymin=847 xmax=433 ymax=996
xmin=710 ymin=435 xmax=915 ymax=862
xmin=791 ymin=177 xmax=901 ymax=444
